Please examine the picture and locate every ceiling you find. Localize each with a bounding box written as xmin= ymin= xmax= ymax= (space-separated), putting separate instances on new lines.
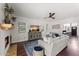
xmin=9 ymin=3 xmax=79 ymax=20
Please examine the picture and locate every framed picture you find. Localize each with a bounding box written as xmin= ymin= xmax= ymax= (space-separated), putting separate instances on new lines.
xmin=52 ymin=24 xmax=60 ymax=29
xmin=18 ymin=22 xmax=26 ymax=33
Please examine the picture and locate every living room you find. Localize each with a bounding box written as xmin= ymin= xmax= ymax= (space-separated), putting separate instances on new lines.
xmin=0 ymin=3 xmax=79 ymax=56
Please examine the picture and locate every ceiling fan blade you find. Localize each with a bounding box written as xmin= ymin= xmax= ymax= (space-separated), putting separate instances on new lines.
xmin=52 ymin=17 xmax=55 ymax=19
xmin=51 ymin=13 xmax=55 ymax=16
xmin=49 ymin=13 xmax=55 ymax=17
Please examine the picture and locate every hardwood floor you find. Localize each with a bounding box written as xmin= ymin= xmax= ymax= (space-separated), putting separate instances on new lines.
xmin=6 ymin=44 xmax=17 ymax=56
xmin=16 ymin=36 xmax=79 ymax=56
xmin=57 ymin=36 xmax=79 ymax=56
xmin=17 ymin=42 xmax=27 ymax=56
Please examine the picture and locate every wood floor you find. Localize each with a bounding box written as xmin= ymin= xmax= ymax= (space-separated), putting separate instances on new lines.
xmin=57 ymin=37 xmax=79 ymax=56
xmin=13 ymin=36 xmax=79 ymax=56
xmin=6 ymin=44 xmax=17 ymax=56
xmin=17 ymin=42 xmax=27 ymax=56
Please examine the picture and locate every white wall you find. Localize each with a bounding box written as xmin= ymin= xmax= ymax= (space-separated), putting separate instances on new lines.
xmin=0 ymin=3 xmax=4 ymax=23
xmin=11 ymin=16 xmax=47 ymax=43
xmin=11 ymin=17 xmax=29 ymax=43
xmin=11 ymin=16 xmax=79 ymax=43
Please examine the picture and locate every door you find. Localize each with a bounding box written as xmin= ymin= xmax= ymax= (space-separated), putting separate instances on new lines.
xmin=71 ymin=26 xmax=77 ymax=36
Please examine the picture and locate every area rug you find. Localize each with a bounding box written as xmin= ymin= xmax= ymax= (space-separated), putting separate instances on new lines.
xmin=24 ymin=40 xmax=39 ymax=56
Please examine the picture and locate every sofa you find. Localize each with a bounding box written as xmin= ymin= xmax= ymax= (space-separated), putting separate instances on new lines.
xmin=38 ymin=34 xmax=69 ymax=56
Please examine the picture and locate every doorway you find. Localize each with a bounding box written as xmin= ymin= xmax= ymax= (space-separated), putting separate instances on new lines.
xmin=71 ymin=26 xmax=77 ymax=36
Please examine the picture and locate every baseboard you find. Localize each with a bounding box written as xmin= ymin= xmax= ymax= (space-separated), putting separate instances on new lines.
xmin=11 ymin=40 xmax=27 ymax=45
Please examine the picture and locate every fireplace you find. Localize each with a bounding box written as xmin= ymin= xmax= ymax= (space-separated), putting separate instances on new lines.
xmin=5 ymin=36 xmax=10 ymax=48
xmin=0 ymin=30 xmax=11 ymax=56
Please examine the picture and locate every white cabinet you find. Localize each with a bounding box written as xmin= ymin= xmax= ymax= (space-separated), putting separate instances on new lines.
xmin=28 ymin=31 xmax=42 ymax=40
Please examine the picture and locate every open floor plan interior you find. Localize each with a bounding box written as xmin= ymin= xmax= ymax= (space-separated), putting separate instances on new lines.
xmin=1 ymin=3 xmax=79 ymax=56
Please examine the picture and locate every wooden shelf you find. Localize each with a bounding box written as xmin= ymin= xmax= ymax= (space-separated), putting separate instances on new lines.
xmin=0 ymin=24 xmax=14 ymax=30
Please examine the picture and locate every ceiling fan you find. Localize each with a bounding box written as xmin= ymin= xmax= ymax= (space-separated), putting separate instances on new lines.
xmin=44 ymin=12 xmax=55 ymax=19
xmin=48 ymin=12 xmax=55 ymax=19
